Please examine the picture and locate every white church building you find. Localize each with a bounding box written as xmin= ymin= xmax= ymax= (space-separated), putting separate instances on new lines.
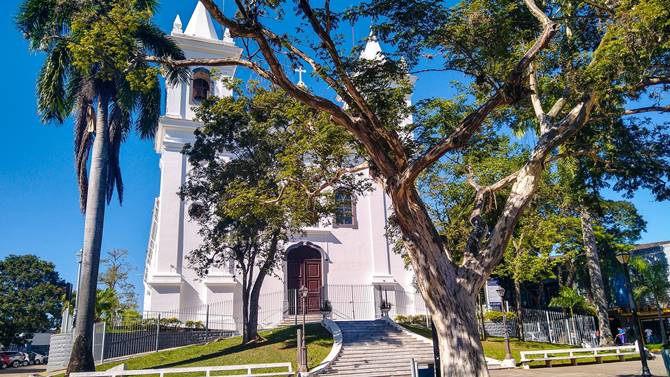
xmin=142 ymin=1 xmax=500 ymax=330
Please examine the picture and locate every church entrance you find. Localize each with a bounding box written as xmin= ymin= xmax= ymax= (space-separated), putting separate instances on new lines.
xmin=287 ymin=245 xmax=322 ymax=314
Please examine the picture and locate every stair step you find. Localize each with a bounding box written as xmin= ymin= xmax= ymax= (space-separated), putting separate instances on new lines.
xmin=323 ymin=320 xmax=434 ymax=376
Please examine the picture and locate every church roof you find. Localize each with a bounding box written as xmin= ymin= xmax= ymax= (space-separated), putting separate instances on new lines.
xmin=360 ymin=31 xmax=385 ymax=61
xmin=184 ymin=1 xmax=219 ymax=40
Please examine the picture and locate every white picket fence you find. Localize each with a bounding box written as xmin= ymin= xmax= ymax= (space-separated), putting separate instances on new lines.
xmin=70 ymin=362 xmax=294 ymax=377
xmin=521 ymin=308 xmax=597 ymax=346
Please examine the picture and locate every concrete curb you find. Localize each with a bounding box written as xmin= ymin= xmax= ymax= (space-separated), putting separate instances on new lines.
xmin=303 ymin=319 xmax=343 ymax=376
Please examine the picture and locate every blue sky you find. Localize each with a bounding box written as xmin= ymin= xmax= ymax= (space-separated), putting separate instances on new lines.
xmin=0 ymin=1 xmax=668 ymax=308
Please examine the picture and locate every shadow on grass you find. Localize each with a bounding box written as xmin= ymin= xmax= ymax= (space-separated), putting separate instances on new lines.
xmin=150 ymin=323 xmax=328 ymax=369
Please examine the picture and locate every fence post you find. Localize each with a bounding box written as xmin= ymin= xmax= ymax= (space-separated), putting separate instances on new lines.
xmin=294 ymin=290 xmax=298 ymax=326
xmin=101 ymin=321 xmax=106 ymax=363
xmin=205 ymin=304 xmax=210 ymax=341
xmin=155 ymin=314 xmax=160 ymax=352
xmin=545 ymin=311 xmax=554 ymax=343
xmin=350 ymin=285 xmax=355 ymax=319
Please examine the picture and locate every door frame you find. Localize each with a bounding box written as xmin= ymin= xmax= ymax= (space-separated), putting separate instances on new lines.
xmin=284 ymin=242 xmax=328 ymax=314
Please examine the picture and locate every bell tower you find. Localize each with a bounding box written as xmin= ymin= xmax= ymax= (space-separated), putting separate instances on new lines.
xmin=143 ymin=1 xmax=242 ymax=312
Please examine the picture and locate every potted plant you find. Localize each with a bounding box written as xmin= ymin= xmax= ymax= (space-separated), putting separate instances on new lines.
xmin=320 ymin=300 xmax=332 ymax=320
xmin=380 ymin=300 xmax=392 ymax=317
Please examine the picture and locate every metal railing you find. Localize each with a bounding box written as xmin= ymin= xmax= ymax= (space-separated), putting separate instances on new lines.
xmin=143 ymin=198 xmax=160 ymax=282
xmin=93 ymin=313 xmax=236 ymax=363
xmin=520 ymin=308 xmax=597 ymax=346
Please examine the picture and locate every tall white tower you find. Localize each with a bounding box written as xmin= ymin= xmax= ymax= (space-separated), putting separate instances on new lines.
xmin=143 ymin=1 xmax=242 ymax=312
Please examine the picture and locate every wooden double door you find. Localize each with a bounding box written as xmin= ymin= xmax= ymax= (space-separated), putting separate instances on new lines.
xmin=287 ymin=246 xmax=322 ymax=314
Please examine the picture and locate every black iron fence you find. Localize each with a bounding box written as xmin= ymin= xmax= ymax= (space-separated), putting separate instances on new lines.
xmin=93 ymin=314 xmax=235 ymax=363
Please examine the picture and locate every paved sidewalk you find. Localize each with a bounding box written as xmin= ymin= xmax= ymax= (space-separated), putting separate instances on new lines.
xmin=490 ymin=358 xmax=666 ymax=376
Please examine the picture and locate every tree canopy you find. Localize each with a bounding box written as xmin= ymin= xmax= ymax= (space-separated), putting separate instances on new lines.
xmin=180 ymin=85 xmax=368 ymax=342
xmin=0 ymin=254 xmax=66 ymax=348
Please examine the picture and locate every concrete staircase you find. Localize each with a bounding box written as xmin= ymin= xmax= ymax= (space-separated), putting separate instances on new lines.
xmin=320 ymin=320 xmax=434 ymax=376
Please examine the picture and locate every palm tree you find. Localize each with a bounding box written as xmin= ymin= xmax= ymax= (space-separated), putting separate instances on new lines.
xmin=549 ymin=286 xmax=591 ymax=318
xmin=550 ymin=286 xmax=595 ymax=344
xmin=16 ymin=0 xmax=186 ymax=372
xmin=630 ymin=256 xmax=670 ymax=345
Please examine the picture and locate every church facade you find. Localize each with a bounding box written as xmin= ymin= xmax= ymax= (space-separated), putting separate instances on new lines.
xmin=142 ymin=2 xmax=499 ymax=330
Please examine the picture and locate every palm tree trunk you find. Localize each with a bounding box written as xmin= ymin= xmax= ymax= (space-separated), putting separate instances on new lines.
xmin=67 ymin=93 xmax=110 ymax=374
xmin=580 ymin=207 xmax=614 ymax=345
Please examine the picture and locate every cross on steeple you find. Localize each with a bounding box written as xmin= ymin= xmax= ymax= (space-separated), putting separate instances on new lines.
xmin=294 ymin=66 xmax=307 ymax=87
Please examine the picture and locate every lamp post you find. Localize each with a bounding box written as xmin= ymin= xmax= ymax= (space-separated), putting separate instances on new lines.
xmin=616 ymin=250 xmax=652 ymax=377
xmin=298 ymin=285 xmax=309 ymax=373
xmin=496 ymin=286 xmax=516 ymax=368
xmin=73 ymin=248 xmax=83 ymax=324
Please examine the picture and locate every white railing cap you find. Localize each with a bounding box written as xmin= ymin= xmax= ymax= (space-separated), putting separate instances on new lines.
xmin=70 ymin=362 xmax=293 ymax=377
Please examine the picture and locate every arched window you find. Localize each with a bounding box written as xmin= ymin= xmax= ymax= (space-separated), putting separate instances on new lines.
xmin=334 ymin=189 xmax=356 ymax=226
xmin=192 ymin=70 xmax=211 ymax=102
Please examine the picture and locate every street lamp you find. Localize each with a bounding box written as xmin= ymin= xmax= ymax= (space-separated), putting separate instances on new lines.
xmin=496 ymin=286 xmax=516 ymax=368
xmin=616 ymin=250 xmax=652 ymax=377
xmin=297 ymin=286 xmax=309 ymax=373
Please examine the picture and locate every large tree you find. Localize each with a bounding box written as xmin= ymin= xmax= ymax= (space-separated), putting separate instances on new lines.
xmin=17 ymin=0 xmax=186 ymax=372
xmin=99 ymin=249 xmax=137 ymax=309
xmin=149 ymin=0 xmax=670 ymax=374
xmin=180 ymin=87 xmax=368 ymax=343
xmin=0 ymin=255 xmax=66 ymax=348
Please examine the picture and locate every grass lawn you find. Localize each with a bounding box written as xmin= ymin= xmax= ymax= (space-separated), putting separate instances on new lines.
xmin=399 ymin=323 xmax=641 ymax=368
xmin=93 ymin=324 xmax=332 ymax=375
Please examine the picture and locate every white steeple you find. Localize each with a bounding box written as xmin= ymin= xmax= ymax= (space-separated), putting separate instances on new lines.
xmin=360 ymin=31 xmax=385 ymax=61
xmin=223 ymin=28 xmax=234 ymax=44
xmin=172 ymin=15 xmax=183 ymax=34
xmin=184 ymin=1 xmax=219 ymax=40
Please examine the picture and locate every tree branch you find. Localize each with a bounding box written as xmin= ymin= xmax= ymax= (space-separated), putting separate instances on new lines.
xmin=529 ymin=62 xmax=550 ymax=134
xmin=401 ymin=0 xmax=559 ymax=185
xmin=624 ymin=105 xmax=670 ymax=115
xmin=146 ymin=56 xmax=274 ymax=81
xmin=196 ymin=0 xmax=401 ymax=177
xmin=296 ymin=0 xmax=408 ymax=167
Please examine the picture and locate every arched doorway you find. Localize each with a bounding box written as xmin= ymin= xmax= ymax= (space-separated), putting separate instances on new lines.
xmin=287 ymin=245 xmax=322 ymax=314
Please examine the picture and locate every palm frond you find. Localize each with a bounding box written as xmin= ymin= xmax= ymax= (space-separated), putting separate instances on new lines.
xmin=107 ymin=102 xmax=131 ymax=205
xmin=73 ymin=81 xmax=95 ymax=211
xmin=36 ymin=40 xmax=72 ymax=123
xmin=135 ymin=82 xmax=161 ymax=139
xmin=134 ymin=22 xmax=189 ymax=85
xmin=16 ymin=0 xmax=75 ymax=51
xmin=134 ymin=0 xmax=159 ymax=14
xmin=135 ymin=22 xmax=185 ymax=60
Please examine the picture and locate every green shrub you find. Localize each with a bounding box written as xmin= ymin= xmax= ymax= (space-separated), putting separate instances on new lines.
xmin=409 ymin=314 xmax=427 ymax=324
xmin=483 ymin=311 xmax=516 ymax=322
xmin=185 ymin=320 xmax=205 ymax=329
xmin=159 ymin=317 xmax=182 ymax=328
xmin=395 ymin=315 xmax=409 ymax=324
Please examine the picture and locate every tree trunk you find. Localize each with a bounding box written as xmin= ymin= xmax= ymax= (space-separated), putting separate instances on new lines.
xmin=580 ymin=207 xmax=614 ymax=345
xmin=514 ymin=280 xmax=525 ymax=341
xmin=67 ymin=94 xmax=110 ymax=375
xmin=246 ymin=269 xmax=268 ymax=342
xmin=241 ymin=269 xmax=250 ymax=344
xmin=434 ymin=291 xmax=487 ymax=377
xmin=388 ymin=186 xmax=489 ymax=376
